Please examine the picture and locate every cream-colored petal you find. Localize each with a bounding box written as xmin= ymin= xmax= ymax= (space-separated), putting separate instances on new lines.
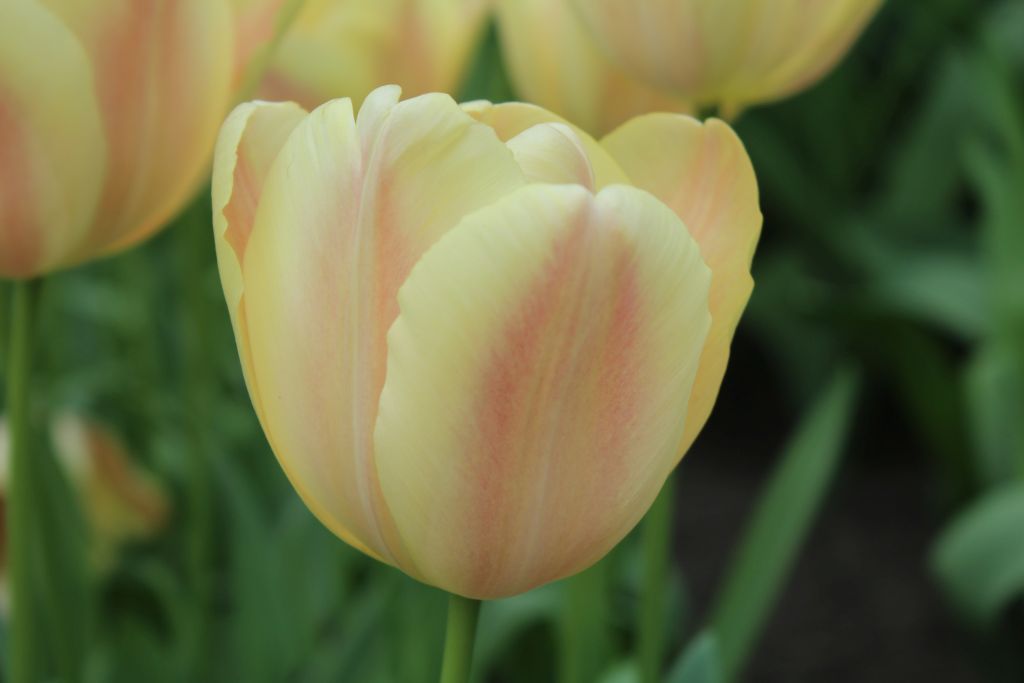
xmin=241 ymin=92 xmax=524 ymax=567
xmin=211 ymin=100 xmax=306 ymax=430
xmin=259 ymin=0 xmax=489 ymax=110
xmin=40 ymin=0 xmax=234 ymax=261
xmin=602 ymin=114 xmax=762 ymax=456
xmin=228 ymin=0 xmax=287 ymax=88
xmin=506 ymin=123 xmax=595 ymax=189
xmin=574 ymin=0 xmax=882 ymax=109
xmin=464 ymin=101 xmax=630 ymax=188
xmin=0 ymin=0 xmax=106 ymax=278
xmin=496 ymin=0 xmax=691 ymax=136
xmin=374 ymin=184 xmax=711 ymax=598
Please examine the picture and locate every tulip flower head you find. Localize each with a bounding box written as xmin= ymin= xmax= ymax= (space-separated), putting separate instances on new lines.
xmin=572 ymin=0 xmax=883 ymax=113
xmin=496 ymin=0 xmax=691 ymax=135
xmin=213 ymin=86 xmax=761 ymax=598
xmin=0 ymin=0 xmax=233 ymax=279
xmin=232 ymin=0 xmax=490 ymax=110
xmin=0 ymin=413 xmax=169 ymax=607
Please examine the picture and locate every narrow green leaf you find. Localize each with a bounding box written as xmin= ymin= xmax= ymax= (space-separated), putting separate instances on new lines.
xmin=666 ymin=633 xmax=722 ymax=683
xmin=709 ymin=368 xmax=861 ymax=681
xmin=931 ymin=482 xmax=1024 ymax=625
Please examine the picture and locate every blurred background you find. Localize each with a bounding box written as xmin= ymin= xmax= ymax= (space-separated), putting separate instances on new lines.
xmin=2 ymin=0 xmax=1024 ymax=681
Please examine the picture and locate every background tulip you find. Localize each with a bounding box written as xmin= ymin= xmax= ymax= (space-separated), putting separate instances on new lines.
xmin=0 ymin=0 xmax=233 ymax=279
xmin=572 ymin=0 xmax=883 ymax=114
xmin=0 ymin=414 xmax=169 ymax=596
xmin=213 ymin=86 xmax=761 ymax=599
xmin=495 ymin=0 xmax=691 ymax=135
xmin=233 ymin=0 xmax=490 ymax=110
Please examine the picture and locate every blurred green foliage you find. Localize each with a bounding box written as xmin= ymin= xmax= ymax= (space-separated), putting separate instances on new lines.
xmin=1 ymin=0 xmax=1023 ymax=681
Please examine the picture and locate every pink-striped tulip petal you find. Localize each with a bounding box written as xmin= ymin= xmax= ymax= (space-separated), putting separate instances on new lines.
xmin=374 ymin=184 xmax=711 ymax=598
xmin=225 ymin=88 xmax=526 ymax=565
xmin=212 ymin=100 xmax=306 ymax=426
xmin=602 ymin=115 xmax=762 ymax=455
xmin=574 ymin=0 xmax=882 ymax=112
xmin=0 ymin=0 xmax=106 ymax=277
xmin=1 ymin=0 xmax=234 ymax=279
xmin=496 ymin=0 xmax=691 ymax=136
xmin=41 ymin=0 xmax=234 ymax=259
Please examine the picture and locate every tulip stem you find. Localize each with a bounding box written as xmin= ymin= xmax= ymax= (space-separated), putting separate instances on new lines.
xmin=6 ymin=279 xmax=40 ymax=683
xmin=439 ymin=593 xmax=481 ymax=683
xmin=639 ymin=476 xmax=676 ymax=683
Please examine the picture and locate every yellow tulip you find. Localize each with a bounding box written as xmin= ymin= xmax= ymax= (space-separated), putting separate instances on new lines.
xmin=232 ymin=0 xmax=490 ymax=110
xmin=0 ymin=0 xmax=233 ymax=279
xmin=496 ymin=0 xmax=691 ymax=135
xmin=0 ymin=414 xmax=169 ymax=585
xmin=212 ymin=86 xmax=761 ymax=598
xmin=572 ymin=0 xmax=883 ymax=113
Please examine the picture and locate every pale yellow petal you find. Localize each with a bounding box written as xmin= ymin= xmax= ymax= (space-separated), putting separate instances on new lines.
xmin=464 ymin=101 xmax=630 ymax=188
xmin=241 ymin=92 xmax=524 ymax=566
xmin=0 ymin=0 xmax=106 ymax=278
xmin=374 ymin=184 xmax=711 ymax=598
xmin=39 ymin=0 xmax=234 ymax=260
xmin=260 ymin=0 xmax=489 ymax=110
xmin=506 ymin=123 xmax=595 ymax=189
xmin=496 ymin=0 xmax=691 ymax=136
xmin=602 ymin=114 xmax=762 ymax=455
xmin=211 ymin=100 xmax=306 ymax=431
xmin=574 ymin=0 xmax=882 ymax=109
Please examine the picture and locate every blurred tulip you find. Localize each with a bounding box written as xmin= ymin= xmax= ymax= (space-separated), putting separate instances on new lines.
xmin=233 ymin=0 xmax=490 ymax=110
xmin=0 ymin=413 xmax=169 ymax=602
xmin=572 ymin=0 xmax=883 ymax=114
xmin=496 ymin=0 xmax=691 ymax=135
xmin=212 ymin=86 xmax=761 ymax=598
xmin=0 ymin=0 xmax=234 ymax=279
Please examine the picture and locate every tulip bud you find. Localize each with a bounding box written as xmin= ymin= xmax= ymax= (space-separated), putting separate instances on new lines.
xmin=212 ymin=86 xmax=761 ymax=598
xmin=233 ymin=0 xmax=491 ymax=110
xmin=572 ymin=0 xmax=882 ymax=113
xmin=496 ymin=0 xmax=691 ymax=135
xmin=0 ymin=414 xmax=169 ymax=602
xmin=0 ymin=0 xmax=234 ymax=278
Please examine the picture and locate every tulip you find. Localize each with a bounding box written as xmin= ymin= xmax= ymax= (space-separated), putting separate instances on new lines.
xmin=0 ymin=0 xmax=233 ymax=279
xmin=232 ymin=0 xmax=490 ymax=111
xmin=0 ymin=413 xmax=169 ymax=605
xmin=496 ymin=0 xmax=691 ymax=135
xmin=572 ymin=0 xmax=883 ymax=114
xmin=212 ymin=85 xmax=761 ymax=599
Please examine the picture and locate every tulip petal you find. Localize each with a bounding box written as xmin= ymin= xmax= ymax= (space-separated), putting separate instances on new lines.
xmin=574 ymin=0 xmax=881 ymax=108
xmin=464 ymin=101 xmax=630 ymax=188
xmin=506 ymin=123 xmax=595 ymax=189
xmin=211 ymin=100 xmax=306 ymax=431
xmin=496 ymin=0 xmax=691 ymax=136
xmin=0 ymin=0 xmax=106 ymax=278
xmin=602 ymin=114 xmax=762 ymax=456
xmin=40 ymin=0 xmax=234 ymax=259
xmin=242 ymin=91 xmax=525 ymax=565
xmin=374 ymin=184 xmax=711 ymax=598
xmin=260 ymin=0 xmax=489 ymax=110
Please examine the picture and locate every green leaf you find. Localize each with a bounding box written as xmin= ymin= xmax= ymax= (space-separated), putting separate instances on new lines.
xmin=864 ymin=253 xmax=987 ymax=339
xmin=931 ymin=482 xmax=1024 ymax=625
xmin=666 ymin=633 xmax=721 ymax=683
xmin=709 ymin=368 xmax=861 ymax=681
xmin=965 ymin=342 xmax=1024 ymax=484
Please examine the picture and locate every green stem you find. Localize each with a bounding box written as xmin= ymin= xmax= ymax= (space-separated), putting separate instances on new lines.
xmin=439 ymin=594 xmax=481 ymax=683
xmin=639 ymin=476 xmax=676 ymax=683
xmin=559 ymin=559 xmax=613 ymax=683
xmin=7 ymin=279 xmax=39 ymax=683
